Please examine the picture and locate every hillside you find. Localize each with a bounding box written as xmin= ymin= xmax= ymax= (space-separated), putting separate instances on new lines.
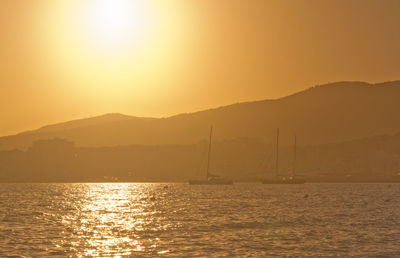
xmin=1 ymin=80 xmax=400 ymax=150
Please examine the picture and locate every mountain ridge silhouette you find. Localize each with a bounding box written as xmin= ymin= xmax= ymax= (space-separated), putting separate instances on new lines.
xmin=1 ymin=80 xmax=400 ymax=151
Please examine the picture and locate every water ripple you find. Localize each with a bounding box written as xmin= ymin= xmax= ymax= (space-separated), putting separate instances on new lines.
xmin=0 ymin=183 xmax=400 ymax=256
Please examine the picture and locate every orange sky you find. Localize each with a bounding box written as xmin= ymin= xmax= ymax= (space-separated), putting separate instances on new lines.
xmin=1 ymin=0 xmax=400 ymax=136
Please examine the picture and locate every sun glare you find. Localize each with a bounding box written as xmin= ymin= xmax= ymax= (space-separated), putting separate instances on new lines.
xmin=82 ymin=0 xmax=149 ymax=49
xmin=36 ymin=0 xmax=188 ymax=101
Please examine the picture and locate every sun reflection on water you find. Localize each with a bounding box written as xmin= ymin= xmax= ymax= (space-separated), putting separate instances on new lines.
xmin=59 ymin=183 xmax=166 ymax=256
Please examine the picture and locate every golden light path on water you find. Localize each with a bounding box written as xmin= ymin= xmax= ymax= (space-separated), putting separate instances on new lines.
xmin=59 ymin=183 xmax=170 ymax=256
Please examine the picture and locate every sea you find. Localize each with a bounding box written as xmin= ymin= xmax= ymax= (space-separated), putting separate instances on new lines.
xmin=0 ymin=183 xmax=399 ymax=257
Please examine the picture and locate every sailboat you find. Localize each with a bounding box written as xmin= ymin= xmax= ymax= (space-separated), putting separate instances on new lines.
xmin=189 ymin=126 xmax=233 ymax=185
xmin=261 ymin=129 xmax=307 ymax=184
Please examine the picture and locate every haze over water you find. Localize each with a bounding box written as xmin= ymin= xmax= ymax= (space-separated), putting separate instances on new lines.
xmin=1 ymin=183 xmax=399 ymax=256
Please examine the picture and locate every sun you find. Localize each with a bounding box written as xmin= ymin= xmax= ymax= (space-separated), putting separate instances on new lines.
xmin=36 ymin=0 xmax=188 ymax=101
xmin=81 ymin=0 xmax=150 ymax=50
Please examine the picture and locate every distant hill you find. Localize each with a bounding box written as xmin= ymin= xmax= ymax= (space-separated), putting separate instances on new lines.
xmin=1 ymin=80 xmax=400 ymax=150
xmin=36 ymin=113 xmax=141 ymax=133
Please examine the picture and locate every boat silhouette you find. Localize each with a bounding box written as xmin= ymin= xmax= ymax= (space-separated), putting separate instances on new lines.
xmin=261 ymin=129 xmax=307 ymax=184
xmin=189 ymin=126 xmax=233 ymax=185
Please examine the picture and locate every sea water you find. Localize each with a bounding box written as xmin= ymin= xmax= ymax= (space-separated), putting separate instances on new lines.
xmin=0 ymin=183 xmax=399 ymax=256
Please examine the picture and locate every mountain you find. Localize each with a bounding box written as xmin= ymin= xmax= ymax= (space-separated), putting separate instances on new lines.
xmin=35 ymin=113 xmax=139 ymax=133
xmin=1 ymin=80 xmax=400 ymax=151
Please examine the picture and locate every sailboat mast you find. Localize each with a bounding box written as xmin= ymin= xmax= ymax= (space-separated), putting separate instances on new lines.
xmin=292 ymin=135 xmax=297 ymax=177
xmin=276 ymin=128 xmax=279 ymax=176
xmin=206 ymin=126 xmax=213 ymax=178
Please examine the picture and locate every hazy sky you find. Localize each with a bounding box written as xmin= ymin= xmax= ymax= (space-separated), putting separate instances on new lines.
xmin=1 ymin=0 xmax=400 ymax=136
